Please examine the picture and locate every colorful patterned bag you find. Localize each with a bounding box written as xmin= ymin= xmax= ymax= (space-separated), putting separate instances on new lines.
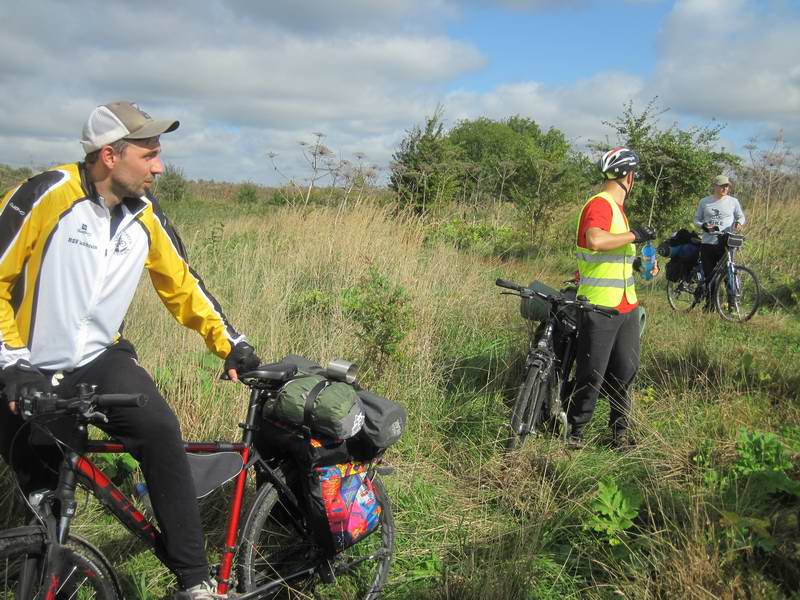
xmin=306 ymin=450 xmax=382 ymax=555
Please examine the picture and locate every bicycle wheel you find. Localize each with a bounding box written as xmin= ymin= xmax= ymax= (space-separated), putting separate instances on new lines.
xmin=715 ymin=265 xmax=760 ymax=322
xmin=666 ymin=275 xmax=701 ymax=312
xmin=0 ymin=528 xmax=120 ymax=599
xmin=238 ymin=472 xmax=394 ymax=600
xmin=505 ymin=364 xmax=544 ymax=451
xmin=539 ymin=369 xmax=565 ymax=437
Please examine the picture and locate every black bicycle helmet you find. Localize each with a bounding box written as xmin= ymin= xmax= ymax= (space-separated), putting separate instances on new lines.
xmin=598 ymin=147 xmax=640 ymax=180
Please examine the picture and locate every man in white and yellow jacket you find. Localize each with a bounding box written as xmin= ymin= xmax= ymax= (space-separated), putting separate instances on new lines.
xmin=568 ymin=147 xmax=655 ymax=450
xmin=0 ymin=101 xmax=259 ymax=599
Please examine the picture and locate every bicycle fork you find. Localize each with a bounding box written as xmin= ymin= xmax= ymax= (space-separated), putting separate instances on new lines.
xmin=35 ymin=455 xmax=81 ymax=600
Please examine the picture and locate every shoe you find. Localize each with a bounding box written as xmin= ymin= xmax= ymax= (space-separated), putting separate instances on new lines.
xmin=611 ymin=432 xmax=636 ymax=451
xmin=565 ymin=436 xmax=585 ymax=450
xmin=174 ymin=580 xmax=226 ymax=600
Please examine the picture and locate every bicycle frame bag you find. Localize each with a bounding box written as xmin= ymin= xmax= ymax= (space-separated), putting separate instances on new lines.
xmin=519 ymin=280 xmax=559 ymax=322
xmin=265 ymin=372 xmax=365 ymax=440
xmin=305 ymin=458 xmax=382 ymax=555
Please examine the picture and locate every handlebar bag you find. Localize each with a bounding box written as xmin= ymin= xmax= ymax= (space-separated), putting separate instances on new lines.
xmin=305 ymin=458 xmax=382 ymax=555
xmin=266 ymin=373 xmax=365 ymax=440
xmin=520 ymin=280 xmax=560 ymax=322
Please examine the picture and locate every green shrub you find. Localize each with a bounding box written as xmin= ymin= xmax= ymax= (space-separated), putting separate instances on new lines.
xmin=154 ymin=163 xmax=187 ymax=204
xmin=430 ymin=218 xmax=520 ymax=257
xmin=341 ymin=267 xmax=413 ymax=370
xmin=236 ymin=182 xmax=259 ymax=205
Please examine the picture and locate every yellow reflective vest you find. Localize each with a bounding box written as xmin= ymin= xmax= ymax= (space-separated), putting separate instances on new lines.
xmin=575 ymin=192 xmax=637 ymax=308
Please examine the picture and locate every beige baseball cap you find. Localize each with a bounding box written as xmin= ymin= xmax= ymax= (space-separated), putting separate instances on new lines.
xmin=713 ymin=174 xmax=731 ymax=186
xmin=81 ymin=101 xmax=179 ymax=154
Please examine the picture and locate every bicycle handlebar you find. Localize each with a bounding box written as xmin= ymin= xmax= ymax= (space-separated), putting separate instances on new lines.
xmin=20 ymin=388 xmax=147 ymax=421
xmin=495 ymin=278 xmax=619 ymax=318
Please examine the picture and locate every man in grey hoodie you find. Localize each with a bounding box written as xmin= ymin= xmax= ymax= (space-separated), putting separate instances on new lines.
xmin=694 ymin=174 xmax=746 ymax=303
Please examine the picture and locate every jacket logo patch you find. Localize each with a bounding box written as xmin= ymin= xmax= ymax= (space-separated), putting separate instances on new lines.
xmin=7 ymin=202 xmax=26 ymax=217
xmin=78 ymin=223 xmax=92 ymax=237
xmin=114 ymin=232 xmax=132 ymax=256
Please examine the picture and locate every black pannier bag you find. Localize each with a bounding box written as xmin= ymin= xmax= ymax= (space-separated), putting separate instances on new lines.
xmin=665 ymin=259 xmax=690 ymax=282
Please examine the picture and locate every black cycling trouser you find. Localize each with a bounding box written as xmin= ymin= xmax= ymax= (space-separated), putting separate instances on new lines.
xmin=700 ymin=243 xmax=726 ymax=282
xmin=567 ymin=307 xmax=640 ymax=438
xmin=0 ymin=340 xmax=208 ymax=589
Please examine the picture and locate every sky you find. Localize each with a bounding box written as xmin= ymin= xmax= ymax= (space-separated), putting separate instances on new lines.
xmin=0 ymin=0 xmax=798 ymax=186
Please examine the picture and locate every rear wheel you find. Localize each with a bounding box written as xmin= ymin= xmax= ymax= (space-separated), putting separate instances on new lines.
xmin=666 ymin=270 xmax=702 ymax=312
xmin=506 ymin=364 xmax=544 ymax=451
xmin=0 ymin=528 xmax=120 ymax=599
xmin=715 ymin=265 xmax=760 ymax=322
xmin=238 ymin=472 xmax=394 ymax=599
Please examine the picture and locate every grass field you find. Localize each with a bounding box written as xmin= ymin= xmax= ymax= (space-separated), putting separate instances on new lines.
xmin=2 ymin=185 xmax=799 ymax=599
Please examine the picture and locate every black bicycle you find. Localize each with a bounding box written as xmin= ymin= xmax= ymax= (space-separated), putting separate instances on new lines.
xmin=0 ymin=366 xmax=394 ymax=599
xmin=666 ymin=232 xmax=760 ymax=322
xmin=496 ymin=278 xmax=618 ymax=451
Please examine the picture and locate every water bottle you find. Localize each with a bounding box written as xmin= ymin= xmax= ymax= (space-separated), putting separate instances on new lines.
xmin=641 ymin=241 xmax=656 ymax=281
xmin=134 ymin=482 xmax=154 ymax=518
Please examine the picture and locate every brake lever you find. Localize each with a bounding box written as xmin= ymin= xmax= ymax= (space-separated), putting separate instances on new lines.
xmin=83 ymin=410 xmax=109 ymax=423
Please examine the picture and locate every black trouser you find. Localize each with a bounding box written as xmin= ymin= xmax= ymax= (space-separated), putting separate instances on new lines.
xmin=0 ymin=340 xmax=208 ymax=589
xmin=567 ymin=307 xmax=640 ymax=438
xmin=700 ymin=243 xmax=725 ymax=282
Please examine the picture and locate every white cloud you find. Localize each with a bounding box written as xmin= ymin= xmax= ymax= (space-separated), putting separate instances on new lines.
xmin=0 ymin=0 xmax=796 ymax=186
xmin=654 ymin=0 xmax=800 ymax=128
xmin=444 ymin=72 xmax=646 ymax=149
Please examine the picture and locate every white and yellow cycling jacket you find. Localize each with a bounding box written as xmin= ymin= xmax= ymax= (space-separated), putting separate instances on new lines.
xmin=0 ymin=162 xmax=243 ymax=371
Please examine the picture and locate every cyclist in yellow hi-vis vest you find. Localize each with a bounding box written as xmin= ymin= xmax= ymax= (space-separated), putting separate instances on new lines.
xmin=567 ymin=148 xmax=656 ymax=450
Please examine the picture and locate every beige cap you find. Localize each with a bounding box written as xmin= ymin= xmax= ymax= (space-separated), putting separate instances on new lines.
xmin=713 ymin=174 xmax=731 ymax=186
xmin=81 ymin=101 xmax=179 ymax=154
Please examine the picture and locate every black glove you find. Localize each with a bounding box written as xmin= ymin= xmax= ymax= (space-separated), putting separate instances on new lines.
xmin=630 ymin=226 xmax=656 ymax=244
xmin=1 ymin=361 xmax=51 ymax=409
xmin=632 ymin=257 xmax=642 ymax=272
xmin=223 ymin=341 xmax=261 ymax=377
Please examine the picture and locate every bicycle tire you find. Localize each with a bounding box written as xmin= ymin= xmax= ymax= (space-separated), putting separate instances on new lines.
xmin=505 ymin=363 xmax=543 ymax=451
xmin=0 ymin=527 xmax=121 ymax=599
xmin=714 ymin=265 xmax=760 ymax=322
xmin=238 ymin=471 xmax=394 ymax=599
xmin=666 ymin=275 xmax=700 ymax=312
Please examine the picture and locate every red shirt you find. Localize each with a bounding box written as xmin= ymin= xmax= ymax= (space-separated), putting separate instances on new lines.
xmin=576 ymin=196 xmax=638 ymax=314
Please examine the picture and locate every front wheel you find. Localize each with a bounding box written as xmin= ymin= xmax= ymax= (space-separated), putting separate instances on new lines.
xmin=506 ymin=363 xmax=545 ymax=451
xmin=0 ymin=527 xmax=121 ymax=599
xmin=714 ymin=265 xmax=760 ymax=322
xmin=238 ymin=471 xmax=394 ymax=599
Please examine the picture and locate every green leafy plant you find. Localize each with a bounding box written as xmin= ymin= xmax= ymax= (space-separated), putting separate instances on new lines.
xmin=583 ymin=479 xmax=642 ymax=546
xmin=583 ymin=478 xmax=642 ymax=546
xmin=733 ymin=429 xmax=792 ymax=476
xmin=341 ymin=267 xmax=413 ymax=371
xmin=719 ymin=511 xmax=777 ymax=552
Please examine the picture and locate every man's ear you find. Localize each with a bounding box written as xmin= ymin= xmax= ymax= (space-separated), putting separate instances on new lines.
xmin=98 ymin=145 xmax=118 ymax=170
